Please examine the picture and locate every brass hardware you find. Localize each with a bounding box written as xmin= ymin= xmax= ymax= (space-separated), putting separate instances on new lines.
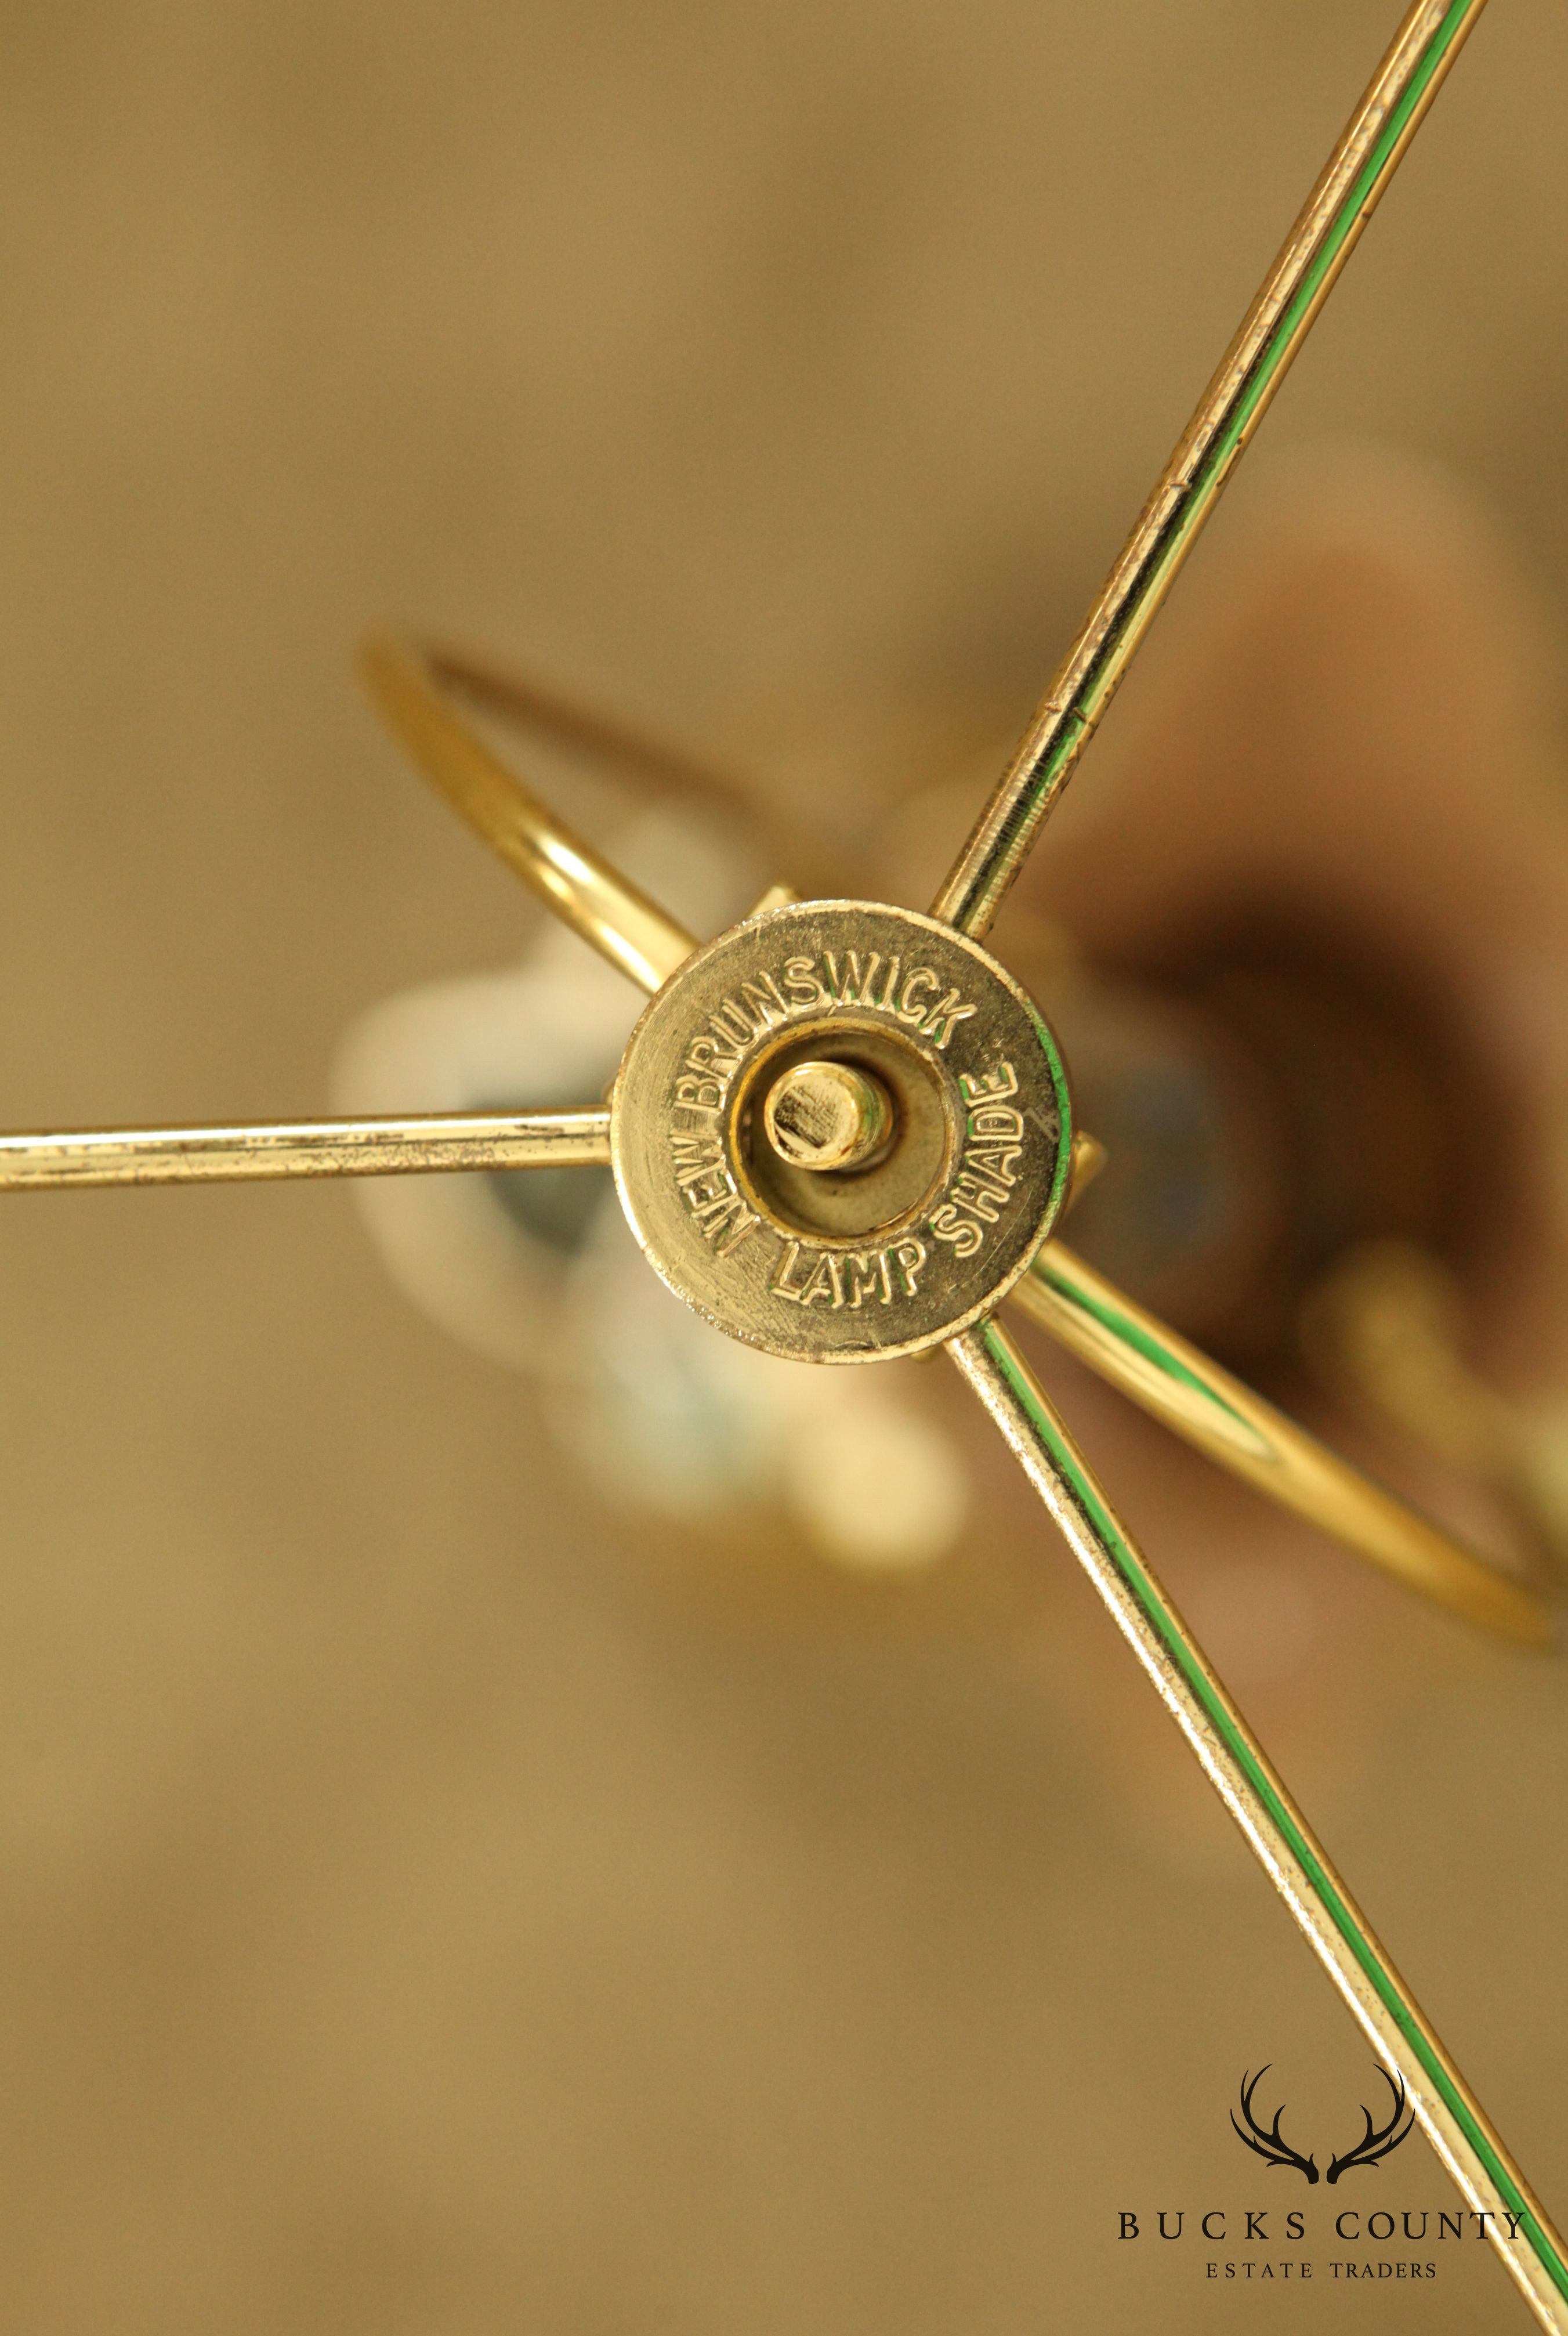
xmin=747 ymin=881 xmax=801 ymax=917
xmin=930 ymin=0 xmax=1490 ymax=941
xmin=762 ymin=1059 xmax=895 ymax=1175
xmin=948 ymin=1315 xmax=1567 ymax=2336
xmin=1302 ymin=1239 xmax=1568 ymax=1593
xmin=1064 ymin=1129 xmax=1108 ymax=1205
xmin=0 ymin=1108 xmax=611 ymax=1190
xmin=10 ymin=0 xmax=1568 ymax=2322
xmin=1012 ymin=1241 xmax=1556 ymax=1650
xmin=607 ymin=899 xmax=1072 ymax=1364
xmin=360 ymin=636 xmax=697 ymax=994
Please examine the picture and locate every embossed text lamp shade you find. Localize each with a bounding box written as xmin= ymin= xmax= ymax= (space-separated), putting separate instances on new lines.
xmin=4 ymin=4 xmax=1566 ymax=2326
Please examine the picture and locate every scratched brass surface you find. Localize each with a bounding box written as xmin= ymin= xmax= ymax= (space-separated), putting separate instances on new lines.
xmin=610 ymin=900 xmax=1071 ymax=1361
xmin=0 ymin=1109 xmax=611 ymax=1189
xmin=4 ymin=5 xmax=1568 ymax=2334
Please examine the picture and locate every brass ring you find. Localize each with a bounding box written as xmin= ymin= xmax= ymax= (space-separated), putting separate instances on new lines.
xmin=1011 ymin=1241 xmax=1559 ymax=1650
xmin=362 ymin=634 xmax=1563 ymax=1650
xmin=360 ymin=636 xmax=701 ymax=993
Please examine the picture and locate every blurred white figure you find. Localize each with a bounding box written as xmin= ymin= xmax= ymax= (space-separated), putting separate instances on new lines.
xmin=334 ymin=808 xmax=969 ymax=1573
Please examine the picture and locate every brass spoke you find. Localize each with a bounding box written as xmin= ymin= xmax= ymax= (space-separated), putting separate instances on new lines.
xmin=949 ymin=1314 xmax=1568 ymax=2335
xmin=931 ymin=0 xmax=1489 ymax=939
xmin=0 ymin=1108 xmax=610 ymax=1191
xmin=361 ymin=637 xmax=697 ymax=994
xmin=1008 ymin=1241 xmax=1556 ymax=1649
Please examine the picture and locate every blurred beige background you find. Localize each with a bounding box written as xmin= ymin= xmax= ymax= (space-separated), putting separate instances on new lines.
xmin=1 ymin=3 xmax=1567 ymax=2329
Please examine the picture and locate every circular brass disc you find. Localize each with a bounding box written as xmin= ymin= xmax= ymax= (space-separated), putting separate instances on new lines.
xmin=610 ymin=900 xmax=1073 ymax=1362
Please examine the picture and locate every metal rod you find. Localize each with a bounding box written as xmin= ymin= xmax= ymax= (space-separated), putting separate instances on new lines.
xmin=930 ymin=0 xmax=1489 ymax=939
xmin=0 ymin=1108 xmax=611 ymax=1191
xmin=361 ymin=637 xmax=698 ymax=995
xmin=1009 ymin=1240 xmax=1557 ymax=1649
xmin=950 ymin=1314 xmax=1568 ymax=2333
xmin=425 ymin=643 xmax=747 ymax=804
